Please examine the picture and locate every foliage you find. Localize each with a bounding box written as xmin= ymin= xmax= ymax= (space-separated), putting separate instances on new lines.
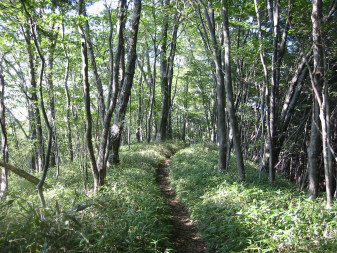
xmin=0 ymin=141 xmax=184 ymax=252
xmin=169 ymin=144 xmax=337 ymax=252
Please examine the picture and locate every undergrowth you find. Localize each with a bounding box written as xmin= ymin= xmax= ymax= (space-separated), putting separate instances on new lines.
xmin=169 ymin=143 xmax=337 ymax=252
xmin=0 ymin=141 xmax=184 ymax=252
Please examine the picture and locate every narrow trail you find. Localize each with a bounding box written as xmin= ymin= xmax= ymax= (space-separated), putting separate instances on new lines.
xmin=156 ymin=159 xmax=206 ymax=253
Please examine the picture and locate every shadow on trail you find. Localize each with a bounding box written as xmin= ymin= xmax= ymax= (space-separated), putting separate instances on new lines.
xmin=156 ymin=159 xmax=207 ymax=253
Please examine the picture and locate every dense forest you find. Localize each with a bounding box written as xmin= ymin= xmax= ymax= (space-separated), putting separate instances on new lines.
xmin=0 ymin=0 xmax=336 ymax=252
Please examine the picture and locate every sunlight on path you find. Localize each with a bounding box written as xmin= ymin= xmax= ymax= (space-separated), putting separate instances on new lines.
xmin=156 ymin=159 xmax=206 ymax=253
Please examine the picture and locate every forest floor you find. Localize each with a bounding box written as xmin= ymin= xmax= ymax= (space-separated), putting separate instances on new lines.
xmin=156 ymin=159 xmax=206 ymax=253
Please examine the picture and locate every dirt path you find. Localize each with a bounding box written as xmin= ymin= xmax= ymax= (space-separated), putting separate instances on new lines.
xmin=156 ymin=159 xmax=206 ymax=253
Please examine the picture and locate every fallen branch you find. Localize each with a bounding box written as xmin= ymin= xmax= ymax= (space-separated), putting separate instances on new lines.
xmin=0 ymin=162 xmax=51 ymax=189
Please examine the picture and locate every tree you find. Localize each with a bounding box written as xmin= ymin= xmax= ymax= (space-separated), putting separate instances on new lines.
xmin=192 ymin=0 xmax=227 ymax=171
xmin=0 ymin=71 xmax=8 ymax=197
xmin=221 ymin=0 xmax=245 ymax=181
xmin=20 ymin=0 xmax=54 ymax=207
xmin=111 ymin=0 xmax=142 ymax=164
xmin=307 ymin=0 xmax=334 ymax=207
xmin=157 ymin=0 xmax=181 ymax=141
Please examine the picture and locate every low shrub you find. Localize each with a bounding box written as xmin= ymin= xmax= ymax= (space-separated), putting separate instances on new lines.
xmin=169 ymin=143 xmax=337 ymax=252
xmin=0 ymin=141 xmax=184 ymax=252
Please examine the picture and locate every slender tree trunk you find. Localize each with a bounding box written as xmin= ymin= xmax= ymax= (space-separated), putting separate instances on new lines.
xmin=84 ymin=13 xmax=105 ymax=126
xmin=182 ymin=79 xmax=188 ymax=141
xmin=157 ymin=0 xmax=170 ymax=141
xmin=25 ymin=12 xmax=53 ymax=208
xmin=310 ymin=0 xmax=333 ymax=207
xmin=96 ymin=0 xmax=127 ymax=185
xmin=64 ymin=56 xmax=73 ymax=162
xmin=78 ymin=0 xmax=99 ymax=191
xmin=197 ymin=0 xmax=227 ymax=170
xmin=308 ymin=99 xmax=320 ymax=199
xmin=0 ymin=73 xmax=8 ymax=197
xmin=221 ymin=0 xmax=245 ymax=181
xmin=254 ymin=0 xmax=268 ymax=172
xmin=111 ymin=0 xmax=142 ymax=163
xmin=146 ymin=42 xmax=157 ymax=143
xmin=166 ymin=13 xmax=180 ymax=140
xmin=47 ymin=41 xmax=58 ymax=168
xmin=26 ymin=38 xmax=44 ymax=173
xmin=136 ymin=76 xmax=143 ymax=142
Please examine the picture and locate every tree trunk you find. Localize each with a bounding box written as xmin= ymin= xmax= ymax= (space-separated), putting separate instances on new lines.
xmin=25 ymin=33 xmax=44 ymax=173
xmin=157 ymin=0 xmax=170 ymax=141
xmin=0 ymin=162 xmax=51 ymax=189
xmin=136 ymin=76 xmax=143 ymax=142
xmin=308 ymin=99 xmax=320 ymax=199
xmin=64 ymin=55 xmax=74 ymax=162
xmin=111 ymin=0 xmax=142 ymax=164
xmin=182 ymin=79 xmax=188 ymax=141
xmin=146 ymin=42 xmax=157 ymax=143
xmin=84 ymin=13 xmax=106 ymax=126
xmin=0 ymin=73 xmax=8 ymax=197
xmin=95 ymin=0 xmax=127 ymax=186
xmin=310 ymin=0 xmax=333 ymax=207
xmin=221 ymin=0 xmax=245 ymax=181
xmin=46 ymin=28 xmax=58 ymax=168
xmin=78 ymin=0 xmax=100 ymax=191
xmin=198 ymin=0 xmax=227 ymax=170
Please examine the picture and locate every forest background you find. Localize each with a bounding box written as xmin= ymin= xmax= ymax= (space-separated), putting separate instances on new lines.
xmin=0 ymin=0 xmax=336 ymax=251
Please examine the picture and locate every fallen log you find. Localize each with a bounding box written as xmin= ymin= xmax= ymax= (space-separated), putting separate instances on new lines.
xmin=0 ymin=162 xmax=51 ymax=189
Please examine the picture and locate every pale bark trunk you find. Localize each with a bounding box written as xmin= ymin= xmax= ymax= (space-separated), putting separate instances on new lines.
xmin=0 ymin=162 xmax=51 ymax=189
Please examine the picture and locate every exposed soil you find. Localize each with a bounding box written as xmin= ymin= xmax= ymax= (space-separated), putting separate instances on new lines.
xmin=156 ymin=159 xmax=206 ymax=253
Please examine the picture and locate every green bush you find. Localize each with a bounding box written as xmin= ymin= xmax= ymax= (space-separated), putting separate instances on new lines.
xmin=0 ymin=141 xmax=184 ymax=252
xmin=169 ymin=143 xmax=337 ymax=252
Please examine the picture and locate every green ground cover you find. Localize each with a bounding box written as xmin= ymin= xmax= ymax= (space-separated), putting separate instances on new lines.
xmin=169 ymin=143 xmax=337 ymax=252
xmin=0 ymin=141 xmax=184 ymax=252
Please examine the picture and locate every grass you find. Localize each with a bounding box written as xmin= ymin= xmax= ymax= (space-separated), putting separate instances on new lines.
xmin=169 ymin=143 xmax=337 ymax=252
xmin=2 ymin=141 xmax=336 ymax=252
xmin=0 ymin=141 xmax=185 ymax=252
